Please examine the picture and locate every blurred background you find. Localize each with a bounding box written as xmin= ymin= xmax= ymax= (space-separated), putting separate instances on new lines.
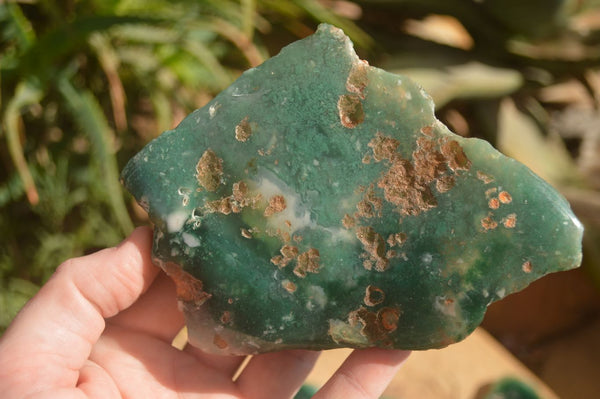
xmin=2 ymin=0 xmax=600 ymax=397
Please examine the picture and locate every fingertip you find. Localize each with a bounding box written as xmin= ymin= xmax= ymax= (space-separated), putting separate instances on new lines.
xmin=237 ymin=350 xmax=321 ymax=399
xmin=116 ymin=225 xmax=158 ymax=291
xmin=119 ymin=226 xmax=153 ymax=248
xmin=314 ymin=348 xmax=410 ymax=399
xmin=350 ymin=347 xmax=411 ymax=366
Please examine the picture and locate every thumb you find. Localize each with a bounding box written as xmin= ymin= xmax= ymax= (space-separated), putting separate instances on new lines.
xmin=0 ymin=226 xmax=158 ymax=398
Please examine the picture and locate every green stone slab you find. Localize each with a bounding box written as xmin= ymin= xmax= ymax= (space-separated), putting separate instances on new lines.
xmin=483 ymin=377 xmax=541 ymax=399
xmin=121 ymin=24 xmax=583 ymax=355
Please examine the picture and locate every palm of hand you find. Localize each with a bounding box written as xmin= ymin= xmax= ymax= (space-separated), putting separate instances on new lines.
xmin=0 ymin=227 xmax=408 ymax=398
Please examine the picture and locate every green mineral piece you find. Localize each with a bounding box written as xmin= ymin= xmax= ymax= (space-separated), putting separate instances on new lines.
xmin=121 ymin=24 xmax=583 ymax=355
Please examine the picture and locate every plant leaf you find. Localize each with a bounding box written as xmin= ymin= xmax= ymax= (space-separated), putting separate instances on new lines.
xmin=1 ymin=79 xmax=43 ymax=205
xmin=57 ymin=75 xmax=134 ymax=235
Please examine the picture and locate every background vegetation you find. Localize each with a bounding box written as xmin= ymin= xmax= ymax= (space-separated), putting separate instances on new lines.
xmin=2 ymin=0 xmax=600 ymax=368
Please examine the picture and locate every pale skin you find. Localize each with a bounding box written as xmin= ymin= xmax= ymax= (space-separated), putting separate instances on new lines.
xmin=0 ymin=227 xmax=410 ymax=398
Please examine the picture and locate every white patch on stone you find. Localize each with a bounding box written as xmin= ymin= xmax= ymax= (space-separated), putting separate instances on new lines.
xmin=209 ymin=102 xmax=220 ymax=118
xmin=182 ymin=232 xmax=200 ymax=248
xmin=305 ymin=285 xmax=327 ymax=310
xmin=323 ymin=226 xmax=355 ymax=243
xmin=282 ymin=313 xmax=294 ymax=323
xmin=250 ymin=172 xmax=313 ymax=233
xmin=249 ymin=170 xmax=355 ymax=244
xmin=166 ymin=211 xmax=188 ymax=232
xmin=421 ymin=253 xmax=433 ymax=264
xmin=435 ymin=296 xmax=457 ymax=317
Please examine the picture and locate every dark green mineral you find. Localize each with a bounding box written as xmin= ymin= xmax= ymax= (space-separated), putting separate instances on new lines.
xmin=483 ymin=377 xmax=541 ymax=399
xmin=121 ymin=24 xmax=583 ymax=355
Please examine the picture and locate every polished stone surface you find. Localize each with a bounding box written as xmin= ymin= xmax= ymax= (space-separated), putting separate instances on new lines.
xmin=121 ymin=24 xmax=583 ymax=355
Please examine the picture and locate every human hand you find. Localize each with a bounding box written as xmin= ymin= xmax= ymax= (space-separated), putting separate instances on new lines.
xmin=0 ymin=227 xmax=410 ymax=398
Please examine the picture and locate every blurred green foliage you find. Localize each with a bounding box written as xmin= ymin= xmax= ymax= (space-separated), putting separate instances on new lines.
xmin=2 ymin=0 xmax=600 ymax=332
xmin=0 ymin=0 xmax=367 ymax=331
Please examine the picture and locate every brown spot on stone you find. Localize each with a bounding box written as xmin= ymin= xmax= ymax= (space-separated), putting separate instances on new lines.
xmin=280 ymin=230 xmax=291 ymax=243
xmin=440 ymin=139 xmax=471 ymax=172
xmin=232 ymin=181 xmax=248 ymax=202
xmin=485 ymin=187 xmax=498 ymax=198
xmin=368 ymin=132 xmax=400 ymax=162
xmin=356 ymin=226 xmax=389 ymax=271
xmin=338 ymin=94 xmax=364 ymax=128
xmin=363 ymin=259 xmax=373 ymax=271
xmin=213 ymin=334 xmax=228 ymax=349
xmin=378 ymin=307 xmax=400 ymax=332
xmin=435 ymin=175 xmax=455 ymax=193
xmin=206 ymin=182 xmax=260 ymax=216
xmin=499 ymin=191 xmax=512 ymax=204
xmin=356 ymin=198 xmax=374 ymax=219
xmin=481 ymin=214 xmax=498 ymax=230
xmin=294 ymin=248 xmax=321 ymax=277
xmin=503 ymin=213 xmax=517 ymax=228
xmin=241 ymin=228 xmax=252 ymax=239
xmin=342 ymin=214 xmax=356 ymax=229
xmin=346 ymin=60 xmax=369 ymax=98
xmin=271 ymin=245 xmax=299 ymax=269
xmin=270 ymin=255 xmax=288 ymax=268
xmin=280 ymin=244 xmax=299 ymax=260
xmin=196 ymin=149 xmax=223 ymax=192
xmin=488 ymin=198 xmax=500 ymax=210
xmin=522 ymin=260 xmax=533 ymax=273
xmin=420 ymin=125 xmax=434 ymax=137
xmin=348 ymin=307 xmax=380 ymax=341
xmin=282 ymin=279 xmax=297 ymax=293
xmin=378 ymin=157 xmax=437 ymax=216
xmin=220 ymin=311 xmax=232 ymax=325
xmin=264 ymin=195 xmax=286 ymax=216
xmin=414 ymin=137 xmax=446 ymax=181
xmin=163 ymin=262 xmax=211 ymax=306
xmin=364 ymin=285 xmax=385 ymax=306
xmin=235 ymin=116 xmax=252 ymax=142
xmin=367 ymin=132 xmax=470 ymax=217
xmin=355 ymin=185 xmax=367 ymax=195
xmin=206 ymin=197 xmax=233 ymax=215
xmin=362 ymin=154 xmax=372 ymax=164
xmin=355 ymin=185 xmax=383 ymax=219
xmin=227 ymin=298 xmax=234 ymax=304
xmin=477 ymin=171 xmax=495 ymax=184
xmin=387 ymin=232 xmax=407 ymax=247
xmin=348 ymin=306 xmax=400 ymax=343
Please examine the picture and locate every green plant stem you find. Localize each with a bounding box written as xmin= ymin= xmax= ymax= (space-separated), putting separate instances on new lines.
xmin=184 ymin=39 xmax=232 ymax=90
xmin=241 ymin=0 xmax=257 ymax=42
xmin=89 ymin=33 xmax=128 ymax=133
xmin=57 ymin=76 xmax=134 ymax=236
xmin=211 ymin=17 xmax=265 ymax=67
xmin=2 ymin=80 xmax=43 ymax=205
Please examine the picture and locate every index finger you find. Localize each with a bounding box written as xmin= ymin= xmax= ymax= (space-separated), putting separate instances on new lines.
xmin=0 ymin=226 xmax=158 ymax=398
xmin=314 ymin=348 xmax=410 ymax=399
